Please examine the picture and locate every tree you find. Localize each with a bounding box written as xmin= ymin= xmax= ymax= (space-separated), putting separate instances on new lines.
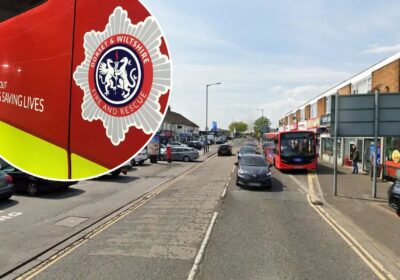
xmin=229 ymin=121 xmax=248 ymax=133
xmin=253 ymin=116 xmax=271 ymax=138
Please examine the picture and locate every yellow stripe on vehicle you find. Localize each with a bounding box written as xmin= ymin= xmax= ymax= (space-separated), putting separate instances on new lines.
xmin=0 ymin=121 xmax=69 ymax=179
xmin=70 ymin=153 xmax=109 ymax=179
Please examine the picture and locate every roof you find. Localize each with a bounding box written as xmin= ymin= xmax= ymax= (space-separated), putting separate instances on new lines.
xmin=163 ymin=109 xmax=199 ymax=128
xmin=283 ymin=51 xmax=400 ymax=117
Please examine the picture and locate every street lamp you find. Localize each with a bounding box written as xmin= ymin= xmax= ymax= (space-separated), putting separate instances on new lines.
xmin=256 ymin=108 xmax=264 ymax=118
xmin=205 ymin=82 xmax=222 ymax=131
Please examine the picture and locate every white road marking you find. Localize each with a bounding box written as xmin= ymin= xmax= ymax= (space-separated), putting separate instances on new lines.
xmin=312 ymin=171 xmax=326 ymax=204
xmin=288 ymin=174 xmax=308 ymax=194
xmin=187 ymin=212 xmax=218 ymax=280
xmin=16 ymin=154 xmax=219 ymax=280
xmin=0 ymin=211 xmax=23 ymax=223
xmin=221 ymin=177 xmax=231 ymax=199
xmin=231 ymin=165 xmax=236 ymax=174
xmin=307 ymin=196 xmax=395 ymax=280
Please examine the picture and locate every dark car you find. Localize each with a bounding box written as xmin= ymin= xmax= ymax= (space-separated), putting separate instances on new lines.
xmin=388 ymin=180 xmax=400 ymax=215
xmin=237 ymin=146 xmax=257 ymax=160
xmin=218 ymin=144 xmax=232 ymax=156
xmin=236 ymin=154 xmax=272 ymax=188
xmin=0 ymin=170 xmax=14 ymax=200
xmin=243 ymin=142 xmax=258 ymax=148
xmin=0 ymin=159 xmax=77 ymax=196
xmin=187 ymin=141 xmax=203 ymax=150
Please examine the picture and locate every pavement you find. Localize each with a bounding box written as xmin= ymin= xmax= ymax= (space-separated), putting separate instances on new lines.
xmin=314 ymin=162 xmax=400 ymax=277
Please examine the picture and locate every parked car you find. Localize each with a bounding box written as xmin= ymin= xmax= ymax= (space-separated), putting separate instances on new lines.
xmin=169 ymin=142 xmax=187 ymax=147
xmin=216 ymin=138 xmax=224 ymax=144
xmin=0 ymin=159 xmax=76 ymax=196
xmin=218 ymin=144 xmax=232 ymax=156
xmin=159 ymin=147 xmax=199 ymax=162
xmin=388 ymin=180 xmax=400 ymax=215
xmin=0 ymin=170 xmax=14 ymax=200
xmin=131 ymin=149 xmax=148 ymax=165
xmin=237 ymin=146 xmax=258 ymax=161
xmin=187 ymin=141 xmax=203 ymax=150
xmin=236 ymin=154 xmax=272 ymax=188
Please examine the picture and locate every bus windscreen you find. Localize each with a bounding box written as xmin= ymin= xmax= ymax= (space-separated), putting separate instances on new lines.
xmin=280 ymin=132 xmax=315 ymax=157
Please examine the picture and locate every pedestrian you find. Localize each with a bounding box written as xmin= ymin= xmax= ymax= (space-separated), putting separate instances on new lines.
xmin=350 ymin=145 xmax=359 ymax=174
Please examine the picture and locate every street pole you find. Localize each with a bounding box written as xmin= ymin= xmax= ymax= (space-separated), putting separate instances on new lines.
xmin=333 ymin=91 xmax=338 ymax=196
xmin=205 ymin=85 xmax=209 ymax=131
xmin=372 ymin=90 xmax=379 ymax=198
xmin=205 ymin=82 xmax=222 ymax=132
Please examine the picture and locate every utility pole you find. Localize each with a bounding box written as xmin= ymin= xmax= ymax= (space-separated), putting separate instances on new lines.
xmin=205 ymin=82 xmax=222 ymax=131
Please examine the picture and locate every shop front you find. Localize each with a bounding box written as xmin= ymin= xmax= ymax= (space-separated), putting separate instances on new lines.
xmin=384 ymin=137 xmax=400 ymax=180
xmin=320 ymin=136 xmax=342 ymax=164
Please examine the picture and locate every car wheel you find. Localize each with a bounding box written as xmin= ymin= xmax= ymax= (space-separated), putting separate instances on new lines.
xmin=183 ymin=156 xmax=190 ymax=162
xmin=27 ymin=182 xmax=39 ymax=196
xmin=111 ymin=170 xmax=121 ymax=177
xmin=236 ymin=177 xmax=240 ymax=186
xmin=139 ymin=160 xmax=145 ymax=165
xmin=1 ymin=194 xmax=12 ymax=200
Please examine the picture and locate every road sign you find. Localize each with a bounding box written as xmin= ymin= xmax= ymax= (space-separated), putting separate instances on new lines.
xmin=330 ymin=93 xmax=400 ymax=137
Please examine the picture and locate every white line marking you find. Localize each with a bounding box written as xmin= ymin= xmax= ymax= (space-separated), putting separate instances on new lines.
xmin=312 ymin=171 xmax=326 ymax=204
xmin=187 ymin=212 xmax=218 ymax=280
xmin=231 ymin=165 xmax=236 ymax=174
xmin=288 ymin=174 xmax=308 ymax=194
xmin=307 ymin=196 xmax=395 ymax=280
xmin=221 ymin=178 xmax=231 ymax=199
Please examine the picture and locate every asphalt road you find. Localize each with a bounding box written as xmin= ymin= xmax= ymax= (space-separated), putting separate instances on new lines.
xmin=0 ymin=147 xmax=216 ymax=278
xmin=197 ymin=167 xmax=378 ymax=280
xmin=1 ymin=139 xmax=389 ymax=279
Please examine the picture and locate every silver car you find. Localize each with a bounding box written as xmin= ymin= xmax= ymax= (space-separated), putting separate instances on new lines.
xmin=159 ymin=147 xmax=200 ymax=162
xmin=0 ymin=170 xmax=14 ymax=200
xmin=171 ymin=147 xmax=199 ymax=162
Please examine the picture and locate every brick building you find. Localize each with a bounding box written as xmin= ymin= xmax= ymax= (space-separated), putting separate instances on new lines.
xmin=278 ymin=52 xmax=400 ymax=179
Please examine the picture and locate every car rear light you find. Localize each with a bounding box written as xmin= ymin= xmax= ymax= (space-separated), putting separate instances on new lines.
xmin=5 ymin=175 xmax=12 ymax=183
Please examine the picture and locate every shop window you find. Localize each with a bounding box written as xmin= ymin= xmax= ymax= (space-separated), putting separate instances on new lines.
xmin=0 ymin=0 xmax=47 ymax=22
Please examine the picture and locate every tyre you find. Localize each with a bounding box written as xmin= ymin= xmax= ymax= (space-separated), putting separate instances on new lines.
xmin=236 ymin=177 xmax=240 ymax=186
xmin=0 ymin=194 xmax=12 ymax=200
xmin=27 ymin=182 xmax=39 ymax=196
xmin=183 ymin=156 xmax=190 ymax=162
xmin=111 ymin=170 xmax=121 ymax=177
xmin=138 ymin=160 xmax=145 ymax=165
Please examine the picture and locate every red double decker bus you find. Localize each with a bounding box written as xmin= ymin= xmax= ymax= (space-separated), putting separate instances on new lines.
xmin=262 ymin=131 xmax=317 ymax=170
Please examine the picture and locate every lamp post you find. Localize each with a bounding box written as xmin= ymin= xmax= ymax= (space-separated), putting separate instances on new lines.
xmin=205 ymin=82 xmax=222 ymax=131
xmin=256 ymin=108 xmax=264 ymax=118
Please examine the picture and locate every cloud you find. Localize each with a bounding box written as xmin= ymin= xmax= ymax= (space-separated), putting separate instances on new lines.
xmin=361 ymin=44 xmax=400 ymax=54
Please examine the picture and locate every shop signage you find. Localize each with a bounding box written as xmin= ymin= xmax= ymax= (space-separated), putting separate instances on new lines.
xmin=320 ymin=114 xmax=331 ymax=126
xmin=297 ymin=121 xmax=307 ymax=131
xmin=307 ymin=118 xmax=320 ymax=129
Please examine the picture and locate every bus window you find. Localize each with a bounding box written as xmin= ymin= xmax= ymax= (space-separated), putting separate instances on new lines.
xmin=0 ymin=0 xmax=47 ymax=22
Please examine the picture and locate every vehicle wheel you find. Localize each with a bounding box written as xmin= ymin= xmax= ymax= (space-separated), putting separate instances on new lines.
xmin=236 ymin=177 xmax=240 ymax=186
xmin=27 ymin=182 xmax=39 ymax=196
xmin=139 ymin=160 xmax=145 ymax=165
xmin=131 ymin=160 xmax=136 ymax=166
xmin=1 ymin=194 xmax=12 ymax=200
xmin=111 ymin=170 xmax=121 ymax=177
xmin=183 ymin=156 xmax=190 ymax=162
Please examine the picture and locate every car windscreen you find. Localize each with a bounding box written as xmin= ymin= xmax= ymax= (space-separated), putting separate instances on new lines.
xmin=280 ymin=132 xmax=315 ymax=157
xmin=240 ymin=156 xmax=267 ymax=167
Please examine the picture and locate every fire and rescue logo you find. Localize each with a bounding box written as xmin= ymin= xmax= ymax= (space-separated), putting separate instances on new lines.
xmin=74 ymin=7 xmax=171 ymax=145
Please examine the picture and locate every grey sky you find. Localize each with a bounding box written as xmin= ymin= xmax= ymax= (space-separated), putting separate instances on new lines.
xmin=142 ymin=0 xmax=400 ymax=129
